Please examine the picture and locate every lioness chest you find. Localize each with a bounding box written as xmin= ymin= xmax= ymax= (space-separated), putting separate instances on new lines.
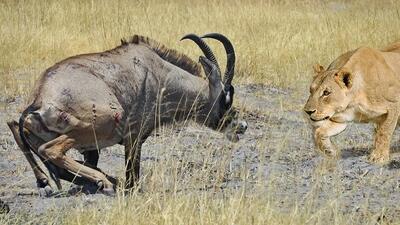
xmin=331 ymin=104 xmax=388 ymax=124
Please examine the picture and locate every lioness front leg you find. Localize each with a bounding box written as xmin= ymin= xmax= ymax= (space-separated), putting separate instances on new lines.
xmin=369 ymin=107 xmax=400 ymax=163
xmin=313 ymin=120 xmax=347 ymax=157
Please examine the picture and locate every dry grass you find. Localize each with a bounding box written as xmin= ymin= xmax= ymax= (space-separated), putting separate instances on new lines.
xmin=1 ymin=0 xmax=400 ymax=97
xmin=1 ymin=0 xmax=400 ymax=224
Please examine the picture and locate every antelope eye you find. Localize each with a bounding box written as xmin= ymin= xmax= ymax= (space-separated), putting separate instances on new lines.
xmin=323 ymin=90 xmax=331 ymax=96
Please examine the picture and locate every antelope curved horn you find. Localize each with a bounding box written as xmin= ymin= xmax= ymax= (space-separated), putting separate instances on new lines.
xmin=201 ymin=33 xmax=235 ymax=87
xmin=181 ymin=33 xmax=220 ymax=73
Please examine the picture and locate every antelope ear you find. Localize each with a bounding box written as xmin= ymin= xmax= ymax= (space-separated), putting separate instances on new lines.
xmin=334 ymin=69 xmax=353 ymax=89
xmin=199 ymin=56 xmax=220 ymax=84
xmin=224 ymin=85 xmax=234 ymax=106
xmin=313 ymin=63 xmax=325 ymax=74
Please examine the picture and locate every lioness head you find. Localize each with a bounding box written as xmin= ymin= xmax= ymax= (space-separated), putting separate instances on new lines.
xmin=304 ymin=64 xmax=353 ymax=123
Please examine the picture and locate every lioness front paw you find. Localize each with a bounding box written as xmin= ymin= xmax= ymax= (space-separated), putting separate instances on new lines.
xmin=316 ymin=142 xmax=339 ymax=158
xmin=368 ymin=151 xmax=389 ymax=164
xmin=319 ymin=147 xmax=339 ymax=158
xmin=315 ymin=135 xmax=339 ymax=158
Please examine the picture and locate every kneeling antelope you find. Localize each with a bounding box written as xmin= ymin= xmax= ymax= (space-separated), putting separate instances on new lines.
xmin=7 ymin=33 xmax=247 ymax=195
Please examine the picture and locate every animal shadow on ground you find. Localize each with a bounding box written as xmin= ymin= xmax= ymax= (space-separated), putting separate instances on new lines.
xmin=387 ymin=145 xmax=400 ymax=169
xmin=340 ymin=146 xmax=400 ymax=170
xmin=56 ymin=183 xmax=102 ymax=197
xmin=0 ymin=199 xmax=9 ymax=214
xmin=387 ymin=160 xmax=400 ymax=170
xmin=340 ymin=147 xmax=370 ymax=159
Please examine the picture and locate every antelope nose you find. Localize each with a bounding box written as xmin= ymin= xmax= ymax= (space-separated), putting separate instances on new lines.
xmin=241 ymin=121 xmax=248 ymax=131
xmin=305 ymin=109 xmax=316 ymax=115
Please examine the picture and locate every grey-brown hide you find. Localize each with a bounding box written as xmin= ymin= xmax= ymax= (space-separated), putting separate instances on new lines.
xmin=12 ymin=34 xmax=244 ymax=194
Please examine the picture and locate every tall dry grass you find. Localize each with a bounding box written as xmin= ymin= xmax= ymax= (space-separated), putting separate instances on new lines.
xmin=1 ymin=0 xmax=400 ymax=97
xmin=1 ymin=0 xmax=400 ymax=224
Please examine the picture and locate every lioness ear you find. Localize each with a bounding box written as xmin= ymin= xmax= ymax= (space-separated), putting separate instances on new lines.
xmin=335 ymin=70 xmax=353 ymax=89
xmin=313 ymin=63 xmax=324 ymax=74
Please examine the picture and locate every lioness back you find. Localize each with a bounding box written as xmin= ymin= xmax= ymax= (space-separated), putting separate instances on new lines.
xmin=382 ymin=41 xmax=400 ymax=54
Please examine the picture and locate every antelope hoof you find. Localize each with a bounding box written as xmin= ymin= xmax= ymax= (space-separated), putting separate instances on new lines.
xmin=96 ymin=180 xmax=104 ymax=190
xmin=96 ymin=180 xmax=115 ymax=196
xmin=38 ymin=185 xmax=54 ymax=198
xmin=67 ymin=184 xmax=84 ymax=196
xmin=101 ymin=187 xmax=116 ymax=196
xmin=36 ymin=178 xmax=54 ymax=197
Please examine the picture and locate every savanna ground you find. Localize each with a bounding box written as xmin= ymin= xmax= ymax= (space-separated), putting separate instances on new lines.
xmin=1 ymin=0 xmax=400 ymax=224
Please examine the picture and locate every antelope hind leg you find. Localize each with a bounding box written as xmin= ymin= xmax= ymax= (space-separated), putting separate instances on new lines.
xmin=7 ymin=120 xmax=104 ymax=196
xmin=7 ymin=120 xmax=54 ymax=197
xmin=38 ymin=135 xmax=115 ymax=195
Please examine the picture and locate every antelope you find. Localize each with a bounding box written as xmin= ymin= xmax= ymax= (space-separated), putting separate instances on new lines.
xmin=7 ymin=33 xmax=247 ymax=196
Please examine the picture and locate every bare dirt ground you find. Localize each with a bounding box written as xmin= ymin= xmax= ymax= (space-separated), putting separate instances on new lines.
xmin=0 ymin=84 xmax=399 ymax=223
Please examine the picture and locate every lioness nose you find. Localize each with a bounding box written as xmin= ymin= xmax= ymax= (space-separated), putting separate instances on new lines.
xmin=305 ymin=109 xmax=316 ymax=115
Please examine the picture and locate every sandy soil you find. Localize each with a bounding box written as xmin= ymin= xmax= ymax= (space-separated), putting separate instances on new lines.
xmin=0 ymin=84 xmax=399 ymax=223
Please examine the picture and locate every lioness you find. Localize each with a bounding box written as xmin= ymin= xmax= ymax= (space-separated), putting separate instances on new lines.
xmin=304 ymin=42 xmax=400 ymax=163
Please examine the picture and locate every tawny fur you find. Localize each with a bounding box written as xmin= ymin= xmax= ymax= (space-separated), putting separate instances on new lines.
xmin=304 ymin=41 xmax=400 ymax=163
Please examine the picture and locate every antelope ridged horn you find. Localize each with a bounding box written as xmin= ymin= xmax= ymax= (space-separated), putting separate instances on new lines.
xmin=202 ymin=33 xmax=235 ymax=87
xmin=181 ymin=33 xmax=220 ymax=73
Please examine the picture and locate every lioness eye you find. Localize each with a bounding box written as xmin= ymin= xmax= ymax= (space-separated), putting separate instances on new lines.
xmin=323 ymin=90 xmax=331 ymax=96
